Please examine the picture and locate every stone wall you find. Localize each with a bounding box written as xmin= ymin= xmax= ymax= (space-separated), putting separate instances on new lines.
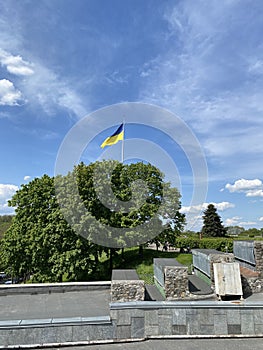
xmin=164 ymin=266 xmax=189 ymax=300
xmin=111 ymin=280 xmax=145 ymax=302
xmin=110 ymin=300 xmax=263 ymax=339
xmin=1 ymin=300 xmax=263 ymax=347
xmin=254 ymin=241 xmax=263 ymax=277
xmin=240 ymin=266 xmax=263 ymax=295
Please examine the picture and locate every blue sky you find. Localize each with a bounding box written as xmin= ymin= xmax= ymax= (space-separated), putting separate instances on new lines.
xmin=0 ymin=0 xmax=263 ymax=231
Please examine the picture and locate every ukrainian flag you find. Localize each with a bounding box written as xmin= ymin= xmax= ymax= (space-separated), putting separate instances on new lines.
xmin=100 ymin=123 xmax=124 ymax=148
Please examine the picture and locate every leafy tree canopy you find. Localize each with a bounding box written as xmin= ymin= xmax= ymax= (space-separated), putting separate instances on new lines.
xmin=0 ymin=160 xmax=185 ymax=282
xmin=0 ymin=215 xmax=13 ymax=239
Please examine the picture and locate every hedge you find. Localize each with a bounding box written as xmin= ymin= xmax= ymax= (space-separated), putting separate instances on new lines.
xmin=176 ymin=237 xmax=233 ymax=252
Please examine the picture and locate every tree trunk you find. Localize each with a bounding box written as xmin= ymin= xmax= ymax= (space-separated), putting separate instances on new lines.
xmin=138 ymin=244 xmax=143 ymax=258
xmin=109 ymin=248 xmax=113 ymax=272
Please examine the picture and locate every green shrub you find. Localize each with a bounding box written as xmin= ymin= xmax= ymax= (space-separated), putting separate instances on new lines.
xmin=176 ymin=237 xmax=233 ymax=252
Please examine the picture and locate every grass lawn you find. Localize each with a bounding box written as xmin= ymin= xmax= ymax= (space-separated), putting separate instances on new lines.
xmin=102 ymin=247 xmax=193 ymax=284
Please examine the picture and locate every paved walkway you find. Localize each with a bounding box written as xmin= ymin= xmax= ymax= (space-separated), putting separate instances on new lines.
xmin=0 ymin=290 xmax=110 ymax=321
xmin=40 ymin=338 xmax=263 ymax=350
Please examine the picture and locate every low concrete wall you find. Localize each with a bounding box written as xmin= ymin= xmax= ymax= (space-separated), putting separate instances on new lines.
xmin=0 ymin=299 xmax=263 ymax=347
xmin=110 ymin=300 xmax=263 ymax=339
xmin=0 ymin=281 xmax=111 ymax=295
xmin=0 ymin=316 xmax=114 ymax=348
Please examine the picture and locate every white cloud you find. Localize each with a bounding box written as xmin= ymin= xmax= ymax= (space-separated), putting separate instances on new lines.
xmin=0 ymin=184 xmax=19 ymax=215
xmin=0 ymin=49 xmax=34 ymax=76
xmin=23 ymin=176 xmax=31 ymax=181
xmin=259 ymin=217 xmax=263 ymax=222
xmin=225 ymin=179 xmax=263 ymax=197
xmin=239 ymin=221 xmax=257 ymax=226
xmin=248 ymin=59 xmax=263 ymax=75
xmin=0 ymin=46 xmax=87 ymax=119
xmin=181 ymin=201 xmax=235 ymax=214
xmin=17 ymin=61 xmax=88 ymax=119
xmin=0 ymin=184 xmax=19 ymax=200
xmin=0 ymin=79 xmax=23 ymax=106
xmin=225 ymin=216 xmax=242 ymax=226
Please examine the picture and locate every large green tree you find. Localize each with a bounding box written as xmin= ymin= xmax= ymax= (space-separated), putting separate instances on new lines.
xmin=201 ymin=204 xmax=227 ymax=237
xmin=55 ymin=160 xmax=185 ymax=248
xmin=1 ymin=160 xmax=185 ymax=281
xmin=0 ymin=175 xmax=99 ymax=282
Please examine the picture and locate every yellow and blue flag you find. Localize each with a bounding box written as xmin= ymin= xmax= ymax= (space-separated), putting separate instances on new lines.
xmin=100 ymin=123 xmax=124 ymax=148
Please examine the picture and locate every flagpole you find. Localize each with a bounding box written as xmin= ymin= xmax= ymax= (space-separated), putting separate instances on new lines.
xmin=121 ymin=119 xmax=125 ymax=164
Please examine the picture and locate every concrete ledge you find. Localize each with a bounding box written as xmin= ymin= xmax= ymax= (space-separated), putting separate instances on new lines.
xmin=0 ymin=316 xmax=111 ymax=329
xmin=110 ymin=299 xmax=263 ymax=309
xmin=0 ymin=281 xmax=111 ymax=295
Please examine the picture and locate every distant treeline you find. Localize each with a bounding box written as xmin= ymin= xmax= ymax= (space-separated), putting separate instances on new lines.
xmin=0 ymin=215 xmax=13 ymax=239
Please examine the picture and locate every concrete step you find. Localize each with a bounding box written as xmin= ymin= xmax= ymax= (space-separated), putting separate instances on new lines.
xmin=145 ymin=284 xmax=165 ymax=301
xmin=188 ymin=275 xmax=213 ymax=295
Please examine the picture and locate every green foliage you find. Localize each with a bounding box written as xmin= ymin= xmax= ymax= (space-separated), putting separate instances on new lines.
xmin=0 ymin=175 xmax=99 ymax=282
xmin=243 ymin=227 xmax=263 ymax=237
xmin=56 ymin=160 xmax=185 ymax=248
xmin=0 ymin=215 xmax=13 ymax=239
xmin=201 ymin=204 xmax=227 ymax=237
xmin=176 ymin=237 xmax=233 ymax=252
xmin=0 ymin=160 xmax=184 ymax=282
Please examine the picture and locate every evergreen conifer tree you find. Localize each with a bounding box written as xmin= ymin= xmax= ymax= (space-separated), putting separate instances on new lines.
xmin=201 ymin=204 xmax=227 ymax=237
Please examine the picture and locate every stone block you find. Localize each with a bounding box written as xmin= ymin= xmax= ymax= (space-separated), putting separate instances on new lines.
xmin=0 ymin=330 xmax=12 ymax=347
xmin=199 ymin=309 xmax=214 ymax=325
xmin=172 ymin=309 xmax=186 ymax=325
xmin=227 ymin=309 xmax=241 ymax=324
xmin=254 ymin=309 xmax=263 ymax=324
xmin=54 ymin=325 xmax=73 ymax=343
xmin=200 ymin=324 xmax=214 ymax=335
xmin=214 ymin=314 xmax=228 ymax=335
xmin=116 ymin=310 xmax=131 ymax=325
xmin=145 ymin=310 xmax=158 ymax=326
xmin=116 ymin=325 xmax=131 ymax=339
xmin=88 ymin=324 xmax=114 ymax=341
xmin=241 ymin=312 xmax=255 ymax=334
xmin=228 ymin=324 xmax=241 ymax=334
xmin=145 ymin=325 xmax=159 ymax=336
xmin=254 ymin=324 xmax=263 ymax=334
xmin=131 ymin=317 xmax=144 ymax=338
xmin=158 ymin=314 xmax=172 ymax=335
xmin=172 ymin=324 xmax=187 ymax=335
xmin=186 ymin=313 xmax=200 ymax=334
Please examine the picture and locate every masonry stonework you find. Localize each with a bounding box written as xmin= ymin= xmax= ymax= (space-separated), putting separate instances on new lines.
xmin=111 ymin=280 xmax=145 ymax=302
xmin=254 ymin=241 xmax=263 ymax=277
xmin=164 ymin=266 xmax=190 ymax=300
